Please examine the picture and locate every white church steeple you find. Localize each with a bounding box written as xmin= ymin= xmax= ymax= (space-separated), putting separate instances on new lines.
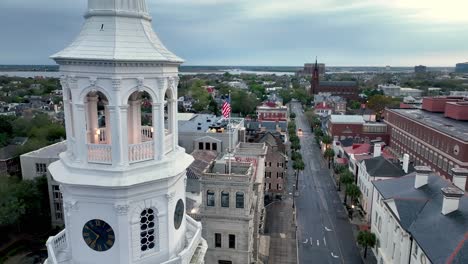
xmin=45 ymin=0 xmax=207 ymax=263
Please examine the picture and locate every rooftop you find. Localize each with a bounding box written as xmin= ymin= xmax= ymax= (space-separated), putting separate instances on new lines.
xmin=21 ymin=141 xmax=67 ymax=159
xmin=363 ymin=156 xmax=413 ymax=178
xmin=387 ymin=109 xmax=468 ymax=142
xmin=178 ymin=114 xmax=244 ymax=134
xmin=320 ymin=81 xmax=358 ymax=87
xmin=373 ymin=175 xmax=468 ymax=264
xmin=330 ymin=115 xmax=365 ymax=124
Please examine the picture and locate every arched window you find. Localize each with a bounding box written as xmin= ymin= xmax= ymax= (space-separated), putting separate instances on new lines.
xmin=221 ymin=191 xmax=229 ymax=208
xmin=207 ymin=190 xmax=215 ymax=207
xmin=236 ymin=192 xmax=244 ymax=209
xmin=140 ymin=208 xmax=157 ymax=252
xmin=127 ymin=91 xmax=155 ymax=163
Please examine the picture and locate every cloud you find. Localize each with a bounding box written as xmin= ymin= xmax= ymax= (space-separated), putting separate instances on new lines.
xmin=0 ymin=0 xmax=467 ymax=66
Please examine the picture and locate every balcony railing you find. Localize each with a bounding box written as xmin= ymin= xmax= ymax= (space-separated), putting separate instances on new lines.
xmin=87 ymin=144 xmax=112 ymax=164
xmin=129 ymin=141 xmax=154 ymax=164
xmin=45 ymin=229 xmax=70 ymax=264
xmin=85 ymin=127 xmax=174 ymax=164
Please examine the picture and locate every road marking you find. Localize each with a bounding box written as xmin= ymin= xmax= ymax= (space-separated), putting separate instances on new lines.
xmin=317 ymin=240 xmax=320 ymax=246
xmin=325 ymin=226 xmax=333 ymax=232
xmin=331 ymin=252 xmax=339 ymax=258
xmin=303 ymin=238 xmax=308 ymax=244
xmin=310 ymin=237 xmax=313 ymax=246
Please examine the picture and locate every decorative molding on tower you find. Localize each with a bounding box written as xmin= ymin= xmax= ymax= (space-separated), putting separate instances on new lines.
xmin=166 ymin=192 xmax=176 ymax=203
xmin=63 ymin=200 xmax=79 ymax=214
xmin=89 ymin=77 xmax=97 ymax=87
xmin=114 ymin=203 xmax=130 ymax=216
xmin=112 ymin=78 xmax=122 ymax=91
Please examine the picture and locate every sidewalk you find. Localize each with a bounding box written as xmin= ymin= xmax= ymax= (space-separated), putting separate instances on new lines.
xmin=329 ymin=167 xmax=378 ymax=264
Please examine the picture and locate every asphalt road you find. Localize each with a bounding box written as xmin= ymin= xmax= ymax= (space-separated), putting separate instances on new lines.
xmin=292 ymin=102 xmax=362 ymax=264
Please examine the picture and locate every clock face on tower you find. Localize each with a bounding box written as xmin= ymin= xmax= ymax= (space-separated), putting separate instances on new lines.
xmin=174 ymin=199 xmax=184 ymax=230
xmin=82 ymin=219 xmax=115 ymax=252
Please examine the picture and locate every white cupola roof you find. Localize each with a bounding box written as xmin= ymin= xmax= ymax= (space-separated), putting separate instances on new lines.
xmin=51 ymin=0 xmax=183 ymax=63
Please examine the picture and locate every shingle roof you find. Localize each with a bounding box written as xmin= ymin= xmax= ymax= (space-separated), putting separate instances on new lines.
xmin=373 ymin=175 xmax=468 ymax=264
xmin=364 ymin=156 xmax=413 ymax=178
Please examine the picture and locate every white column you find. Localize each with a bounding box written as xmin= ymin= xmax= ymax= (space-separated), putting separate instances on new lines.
xmin=120 ymin=106 xmax=129 ymax=164
xmin=169 ymin=98 xmax=177 ymax=148
xmin=62 ymin=94 xmax=73 ymax=156
xmin=108 ymin=106 xmax=125 ymax=166
xmin=104 ymin=105 xmax=111 ymax=144
xmin=87 ymin=95 xmax=99 ymax=144
xmin=154 ymin=103 xmax=164 ymax=160
xmin=74 ymin=104 xmax=87 ymax=164
xmin=128 ymin=99 xmax=141 ymax=144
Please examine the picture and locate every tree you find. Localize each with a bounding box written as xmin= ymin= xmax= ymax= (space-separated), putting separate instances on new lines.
xmin=321 ymin=135 xmax=332 ymax=149
xmin=357 ymin=231 xmax=376 ymax=258
xmin=208 ymin=97 xmax=220 ymax=116
xmin=293 ymin=159 xmax=305 ymax=191
xmin=189 ymin=80 xmax=210 ymax=112
xmin=366 ymin=95 xmax=397 ymax=119
xmin=339 ymin=171 xmax=354 ymax=192
xmin=350 ymin=100 xmax=361 ymax=110
xmin=345 ymin=183 xmax=361 ymax=206
xmin=291 ymin=151 xmax=302 ymax=161
xmin=290 ymin=113 xmax=296 ymax=119
xmin=323 ymin=148 xmax=335 ymax=169
xmin=291 ymin=140 xmax=301 ymax=152
xmin=231 ymin=90 xmax=259 ymax=116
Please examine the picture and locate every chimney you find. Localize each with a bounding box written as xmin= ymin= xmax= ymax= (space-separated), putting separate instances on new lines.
xmin=403 ymin=154 xmax=410 ymax=174
xmin=373 ymin=143 xmax=382 ymax=158
xmin=451 ymin=168 xmax=468 ymax=191
xmin=414 ymin=166 xmax=432 ymax=189
xmin=441 ymin=187 xmax=464 ymax=215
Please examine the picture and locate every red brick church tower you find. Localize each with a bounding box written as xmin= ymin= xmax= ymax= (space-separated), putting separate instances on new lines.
xmin=310 ymin=57 xmax=319 ymax=96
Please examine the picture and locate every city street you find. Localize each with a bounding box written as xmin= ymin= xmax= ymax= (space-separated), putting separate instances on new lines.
xmin=292 ymin=102 xmax=362 ymax=264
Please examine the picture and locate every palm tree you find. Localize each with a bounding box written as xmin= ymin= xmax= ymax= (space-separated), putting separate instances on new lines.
xmin=321 ymin=135 xmax=333 ymax=149
xmin=339 ymin=171 xmax=354 ymax=192
xmin=357 ymin=231 xmax=377 ymax=258
xmin=293 ymin=159 xmax=305 ymax=191
xmin=346 ymin=183 xmax=361 ymax=206
xmin=323 ymin=148 xmax=335 ymax=169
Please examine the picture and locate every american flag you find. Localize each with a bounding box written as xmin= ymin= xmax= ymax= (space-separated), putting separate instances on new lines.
xmin=222 ymin=96 xmax=231 ymax=118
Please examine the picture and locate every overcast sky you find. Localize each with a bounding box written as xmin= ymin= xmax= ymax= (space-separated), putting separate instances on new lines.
xmin=1 ymin=0 xmax=468 ymax=66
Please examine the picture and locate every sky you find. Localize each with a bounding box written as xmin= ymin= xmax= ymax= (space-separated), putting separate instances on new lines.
xmin=1 ymin=0 xmax=468 ymax=66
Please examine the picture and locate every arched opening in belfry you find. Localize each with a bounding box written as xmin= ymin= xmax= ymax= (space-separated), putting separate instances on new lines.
xmin=85 ymin=91 xmax=110 ymax=145
xmin=127 ymin=91 xmax=155 ymax=163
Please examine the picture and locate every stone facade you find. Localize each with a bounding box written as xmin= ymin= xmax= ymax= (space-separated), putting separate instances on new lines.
xmin=199 ymin=143 xmax=266 ymax=264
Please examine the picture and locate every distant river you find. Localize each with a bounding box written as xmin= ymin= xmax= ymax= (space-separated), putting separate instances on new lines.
xmin=0 ymin=70 xmax=295 ymax=78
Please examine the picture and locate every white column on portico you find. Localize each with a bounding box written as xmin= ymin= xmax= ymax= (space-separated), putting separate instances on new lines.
xmin=74 ymin=104 xmax=87 ymax=163
xmin=61 ymin=84 xmax=74 ymax=156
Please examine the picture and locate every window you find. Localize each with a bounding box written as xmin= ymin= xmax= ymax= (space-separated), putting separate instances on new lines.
xmin=215 ymin=233 xmax=222 ymax=248
xmin=268 ymin=183 xmax=271 ymax=190
xmin=212 ymin=143 xmax=217 ymax=151
xmin=35 ymin=163 xmax=47 ymax=175
xmin=218 ymin=261 xmax=232 ymax=264
xmin=52 ymin=185 xmax=63 ymax=220
xmin=199 ymin=142 xmax=204 ymax=150
xmin=221 ymin=191 xmax=229 ymax=208
xmin=236 ymin=192 xmax=244 ymax=208
xmin=140 ymin=208 xmax=156 ymax=252
xmin=229 ymin=234 xmax=236 ymax=249
xmin=206 ymin=142 xmax=211 ymax=150
xmin=207 ymin=191 xmax=215 ymax=206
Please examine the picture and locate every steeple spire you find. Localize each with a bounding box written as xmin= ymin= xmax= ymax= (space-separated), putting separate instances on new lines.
xmin=86 ymin=0 xmax=150 ymax=20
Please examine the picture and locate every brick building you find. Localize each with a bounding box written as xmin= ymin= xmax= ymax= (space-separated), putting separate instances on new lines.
xmin=384 ymin=97 xmax=468 ymax=189
xmin=310 ymin=60 xmax=359 ymax=100
xmin=327 ymin=115 xmax=389 ymax=144
xmin=256 ymin=102 xmax=288 ymax=122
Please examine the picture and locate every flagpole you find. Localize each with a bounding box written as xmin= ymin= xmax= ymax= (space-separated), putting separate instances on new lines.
xmin=228 ymin=90 xmax=232 ymax=175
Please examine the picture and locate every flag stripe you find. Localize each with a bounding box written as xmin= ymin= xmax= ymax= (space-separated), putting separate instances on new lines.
xmin=222 ymin=97 xmax=231 ymax=118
